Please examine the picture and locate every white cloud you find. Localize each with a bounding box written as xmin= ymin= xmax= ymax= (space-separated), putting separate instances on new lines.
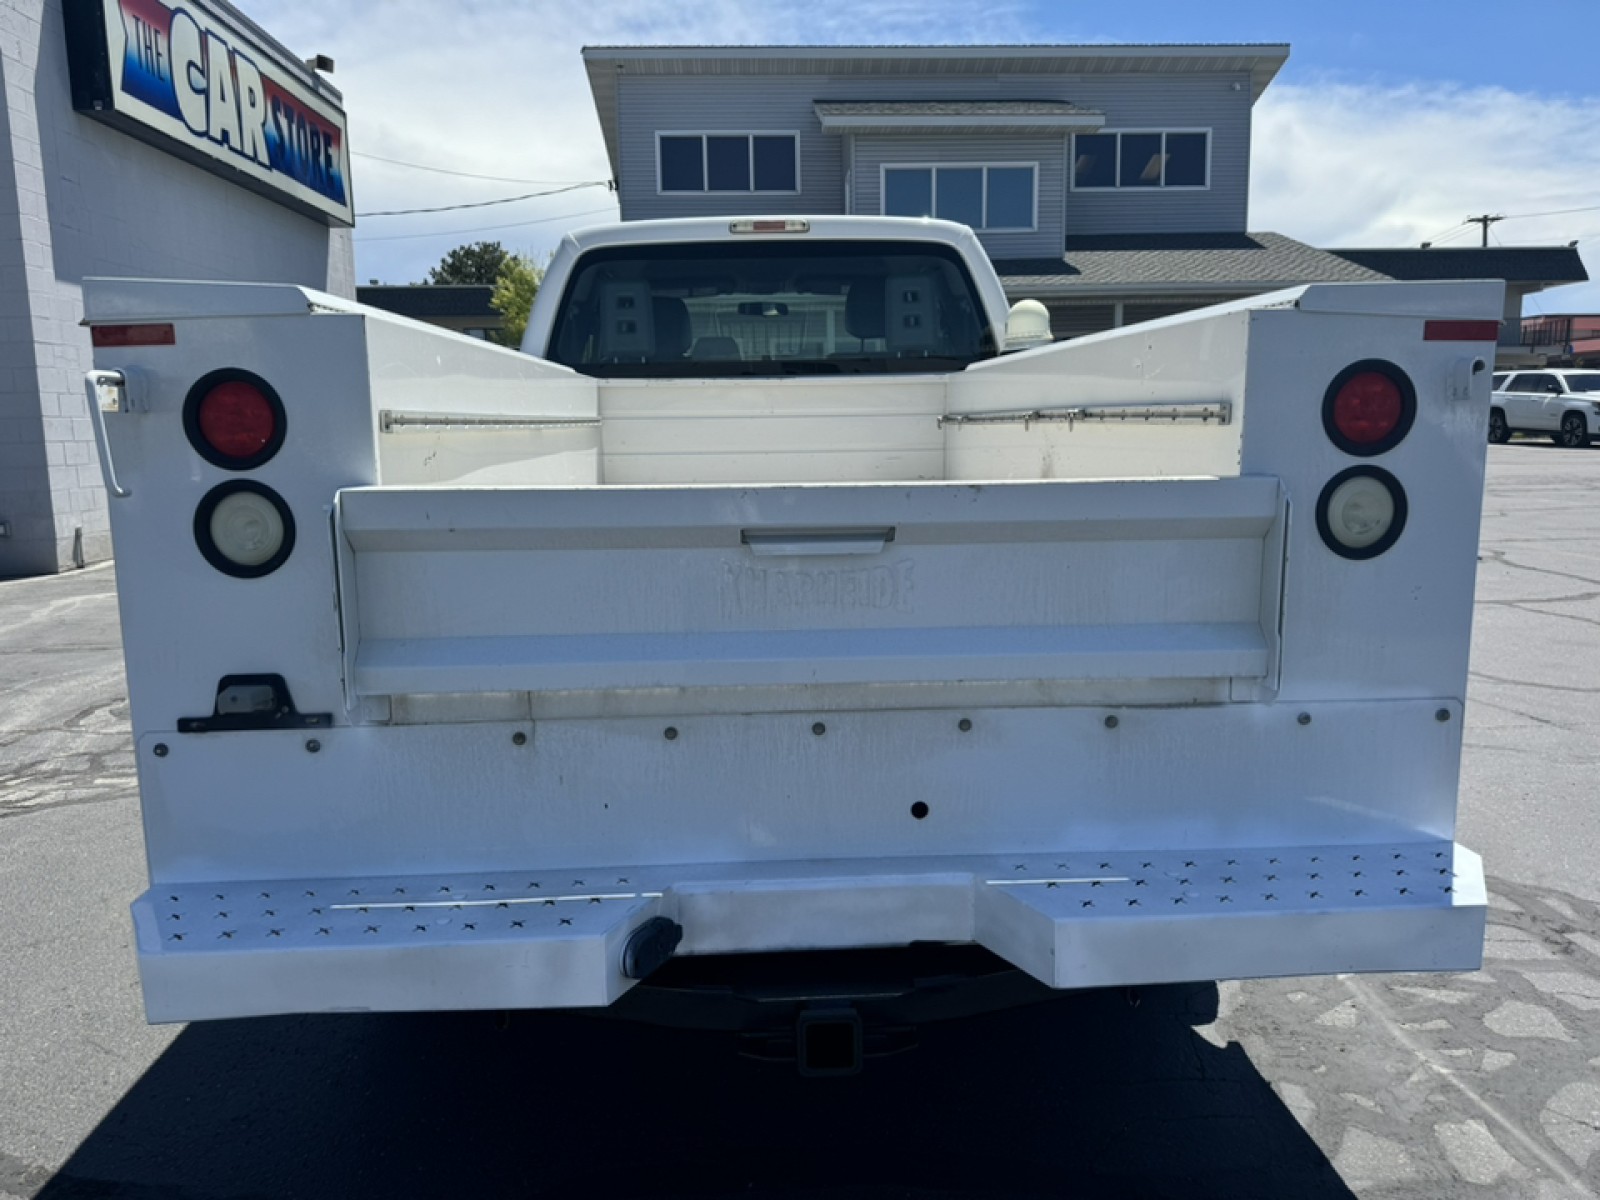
xmin=1251 ymin=78 xmax=1600 ymax=313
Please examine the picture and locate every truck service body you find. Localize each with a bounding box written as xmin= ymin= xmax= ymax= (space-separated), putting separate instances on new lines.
xmin=82 ymin=216 xmax=1495 ymax=1030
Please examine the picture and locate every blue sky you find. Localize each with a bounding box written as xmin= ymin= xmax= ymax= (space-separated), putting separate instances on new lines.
xmin=250 ymin=0 xmax=1600 ymax=312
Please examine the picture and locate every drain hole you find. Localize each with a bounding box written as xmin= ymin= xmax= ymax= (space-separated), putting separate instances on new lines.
xmin=909 ymin=801 xmax=929 ymax=820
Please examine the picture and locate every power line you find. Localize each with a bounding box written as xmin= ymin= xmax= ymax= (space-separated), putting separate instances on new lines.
xmin=352 ymin=150 xmax=600 ymax=186
xmin=1427 ymin=224 xmax=1477 ymax=248
xmin=353 ymin=203 xmax=619 ymax=243
xmin=1497 ymin=203 xmax=1600 ymax=222
xmin=357 ymin=181 xmax=607 ymax=218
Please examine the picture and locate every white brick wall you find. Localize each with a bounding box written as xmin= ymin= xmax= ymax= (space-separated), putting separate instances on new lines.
xmin=0 ymin=0 xmax=356 ymax=576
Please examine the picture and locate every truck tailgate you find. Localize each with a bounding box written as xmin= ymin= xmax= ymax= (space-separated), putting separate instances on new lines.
xmin=334 ymin=476 xmax=1284 ymax=701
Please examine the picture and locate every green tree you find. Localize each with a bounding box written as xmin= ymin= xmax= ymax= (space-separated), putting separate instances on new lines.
xmin=491 ymin=253 xmax=543 ymax=349
xmin=425 ymin=241 xmax=509 ymax=285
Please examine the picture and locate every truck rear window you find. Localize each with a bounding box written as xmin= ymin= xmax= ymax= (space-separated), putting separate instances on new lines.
xmin=545 ymin=240 xmax=996 ymax=376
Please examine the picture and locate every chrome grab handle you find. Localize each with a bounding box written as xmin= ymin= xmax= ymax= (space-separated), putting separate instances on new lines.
xmin=84 ymin=369 xmax=131 ymax=499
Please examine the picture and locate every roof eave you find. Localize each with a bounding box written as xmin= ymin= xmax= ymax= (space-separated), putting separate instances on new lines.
xmin=816 ymin=114 xmax=1106 ymax=132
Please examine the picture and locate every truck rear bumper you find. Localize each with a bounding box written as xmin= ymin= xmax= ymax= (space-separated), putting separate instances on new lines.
xmin=133 ymin=840 xmax=1486 ymax=1023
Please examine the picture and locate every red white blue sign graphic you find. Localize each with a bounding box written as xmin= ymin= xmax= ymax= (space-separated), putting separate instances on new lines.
xmin=66 ymin=0 xmax=354 ymax=225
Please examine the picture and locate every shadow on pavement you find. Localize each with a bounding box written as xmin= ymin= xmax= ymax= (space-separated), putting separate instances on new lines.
xmin=39 ymin=983 xmax=1354 ymax=1200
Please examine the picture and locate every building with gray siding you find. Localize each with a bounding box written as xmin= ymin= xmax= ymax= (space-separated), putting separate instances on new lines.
xmin=1 ymin=0 xmax=353 ymax=577
xmin=582 ymin=44 xmax=1585 ymax=348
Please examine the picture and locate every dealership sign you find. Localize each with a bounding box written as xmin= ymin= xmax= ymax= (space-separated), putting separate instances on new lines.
xmin=64 ymin=0 xmax=353 ymax=225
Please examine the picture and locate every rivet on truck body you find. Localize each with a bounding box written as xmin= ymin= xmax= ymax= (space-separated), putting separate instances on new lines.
xmin=1103 ymin=715 xmax=1118 ymax=730
xmin=153 ymin=743 xmax=169 ymax=758
xmin=305 ymin=739 xmax=321 ymax=753
xmin=1297 ymin=713 xmax=1312 ymax=726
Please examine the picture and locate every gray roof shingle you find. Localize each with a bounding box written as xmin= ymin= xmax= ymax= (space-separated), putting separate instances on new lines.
xmin=993 ymin=233 xmax=1391 ymax=294
xmin=1328 ymin=246 xmax=1588 ymax=285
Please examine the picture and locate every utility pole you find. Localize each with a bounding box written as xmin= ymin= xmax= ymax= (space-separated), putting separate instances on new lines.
xmin=1465 ymin=214 xmax=1504 ymax=247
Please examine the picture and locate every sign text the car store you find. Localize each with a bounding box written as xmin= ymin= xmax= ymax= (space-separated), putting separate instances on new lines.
xmin=64 ymin=0 xmax=353 ymax=225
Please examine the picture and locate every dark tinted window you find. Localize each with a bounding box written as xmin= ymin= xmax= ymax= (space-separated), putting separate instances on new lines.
xmin=1563 ymin=375 xmax=1600 ymax=393
xmin=1165 ymin=133 xmax=1207 ymax=186
xmin=936 ymin=168 xmax=983 ymax=227
xmin=706 ymin=136 xmax=750 ymax=191
xmin=660 ymin=135 xmax=797 ymax=193
xmin=1120 ymin=133 xmax=1163 ymax=187
xmin=753 ymin=136 xmax=796 ymax=191
xmin=986 ymin=168 xmax=1034 ymax=228
xmin=884 ymin=169 xmax=933 ymax=217
xmin=1074 ymin=134 xmax=1116 ymax=188
xmin=660 ymin=137 xmax=703 ymax=191
xmin=547 ymin=240 xmax=996 ymax=378
xmin=1077 ymin=131 xmax=1209 ymax=188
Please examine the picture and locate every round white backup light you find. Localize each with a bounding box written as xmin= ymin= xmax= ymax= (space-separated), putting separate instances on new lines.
xmin=1325 ymin=475 xmax=1395 ymax=549
xmin=209 ymin=489 xmax=285 ymax=566
xmin=1316 ymin=467 xmax=1407 ymax=560
xmin=193 ymin=482 xmax=296 ymax=577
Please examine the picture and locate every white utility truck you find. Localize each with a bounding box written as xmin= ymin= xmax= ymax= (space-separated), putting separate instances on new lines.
xmin=86 ymin=216 xmax=1497 ymax=1069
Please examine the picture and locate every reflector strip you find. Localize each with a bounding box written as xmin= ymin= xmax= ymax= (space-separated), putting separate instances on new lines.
xmin=91 ymin=323 xmax=175 ymax=348
xmin=1424 ymin=320 xmax=1500 ymax=342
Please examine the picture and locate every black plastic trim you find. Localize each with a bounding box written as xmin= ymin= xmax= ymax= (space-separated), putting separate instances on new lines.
xmin=1316 ymin=466 xmax=1408 ymax=561
xmin=183 ymin=369 xmax=287 ymax=471
xmin=178 ymin=674 xmax=332 ymax=734
xmin=193 ymin=481 xmax=296 ymax=578
xmin=1321 ymin=359 xmax=1416 ymax=457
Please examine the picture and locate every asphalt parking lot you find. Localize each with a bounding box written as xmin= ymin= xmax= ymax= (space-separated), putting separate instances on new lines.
xmin=2 ymin=442 xmax=1598 ymax=1199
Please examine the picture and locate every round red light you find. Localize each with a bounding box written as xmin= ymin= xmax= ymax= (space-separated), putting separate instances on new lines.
xmin=1331 ymin=372 xmax=1403 ymax=445
xmin=197 ymin=381 xmax=276 ymax=460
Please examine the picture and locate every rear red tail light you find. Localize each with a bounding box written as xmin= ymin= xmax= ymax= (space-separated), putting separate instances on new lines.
xmin=1322 ymin=360 xmax=1415 ymax=456
xmin=91 ymin=323 xmax=175 ymax=348
xmin=183 ymin=370 xmax=286 ymax=469
xmin=198 ymin=381 xmax=275 ymax=458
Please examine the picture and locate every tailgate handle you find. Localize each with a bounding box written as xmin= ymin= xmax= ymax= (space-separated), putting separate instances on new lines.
xmin=740 ymin=526 xmax=896 ymax=557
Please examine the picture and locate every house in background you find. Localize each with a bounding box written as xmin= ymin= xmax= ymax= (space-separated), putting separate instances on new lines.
xmin=356 ymin=284 xmax=505 ymax=341
xmin=580 ymin=44 xmax=1587 ymax=344
xmin=581 ymin=43 xmax=1391 ymax=337
xmin=1519 ymin=313 xmax=1600 ymax=368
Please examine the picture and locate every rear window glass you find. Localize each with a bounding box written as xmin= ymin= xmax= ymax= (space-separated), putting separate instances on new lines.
xmin=545 ymin=239 xmax=996 ymax=378
xmin=1562 ymin=374 xmax=1600 ymax=393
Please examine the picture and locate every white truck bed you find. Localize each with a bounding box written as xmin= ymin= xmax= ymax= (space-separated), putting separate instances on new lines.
xmin=84 ymin=254 xmax=1500 ymax=1023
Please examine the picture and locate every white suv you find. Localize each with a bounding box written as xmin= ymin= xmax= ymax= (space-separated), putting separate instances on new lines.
xmin=1489 ymin=369 xmax=1600 ymax=447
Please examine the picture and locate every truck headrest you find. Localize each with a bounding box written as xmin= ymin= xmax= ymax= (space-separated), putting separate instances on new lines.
xmin=651 ymin=296 xmax=691 ymax=359
xmin=844 ymin=281 xmax=886 ymax=341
